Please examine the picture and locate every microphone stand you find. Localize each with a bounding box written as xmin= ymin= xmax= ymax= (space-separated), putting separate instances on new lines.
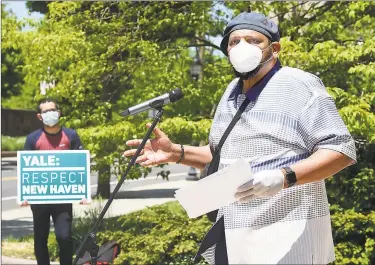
xmin=73 ymin=107 xmax=165 ymax=265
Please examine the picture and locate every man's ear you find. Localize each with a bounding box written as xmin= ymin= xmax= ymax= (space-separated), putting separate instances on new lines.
xmin=37 ymin=113 xmax=42 ymax=121
xmin=272 ymin=42 xmax=281 ymax=56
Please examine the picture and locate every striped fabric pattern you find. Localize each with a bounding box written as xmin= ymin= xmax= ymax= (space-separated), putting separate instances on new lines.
xmin=203 ymin=66 xmax=356 ymax=264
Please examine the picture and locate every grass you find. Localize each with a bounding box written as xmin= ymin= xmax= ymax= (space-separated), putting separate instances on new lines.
xmin=1 ymin=234 xmax=34 ymax=242
xmin=2 ymin=233 xmax=60 ymax=261
xmin=1 ymin=240 xmax=35 ymax=259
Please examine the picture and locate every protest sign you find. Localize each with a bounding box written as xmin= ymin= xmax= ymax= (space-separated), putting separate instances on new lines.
xmin=17 ymin=150 xmax=90 ymax=204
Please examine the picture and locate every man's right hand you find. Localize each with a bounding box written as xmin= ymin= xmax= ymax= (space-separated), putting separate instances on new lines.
xmin=123 ymin=123 xmax=180 ymax=167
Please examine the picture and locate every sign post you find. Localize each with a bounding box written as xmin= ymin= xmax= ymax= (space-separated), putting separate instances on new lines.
xmin=17 ymin=150 xmax=91 ymax=204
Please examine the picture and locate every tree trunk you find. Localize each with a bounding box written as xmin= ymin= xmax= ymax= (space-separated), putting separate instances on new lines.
xmin=96 ymin=165 xmax=111 ymax=198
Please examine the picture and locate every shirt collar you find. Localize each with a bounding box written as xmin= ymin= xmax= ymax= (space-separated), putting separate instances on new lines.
xmin=228 ymin=60 xmax=282 ymax=102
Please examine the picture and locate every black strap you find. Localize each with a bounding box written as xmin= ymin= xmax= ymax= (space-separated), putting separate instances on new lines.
xmin=195 ymin=98 xmax=251 ymax=262
xmin=212 ymin=97 xmax=250 ymax=156
xmin=203 ymin=97 xmax=250 ymax=222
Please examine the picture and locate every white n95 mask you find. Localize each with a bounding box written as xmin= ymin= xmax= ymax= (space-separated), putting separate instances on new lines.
xmin=229 ymin=40 xmax=267 ymax=73
xmin=41 ymin=111 xmax=59 ymax=127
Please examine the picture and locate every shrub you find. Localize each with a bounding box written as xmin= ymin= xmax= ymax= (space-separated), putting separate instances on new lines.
xmin=69 ymin=202 xmax=211 ymax=265
xmin=5 ymin=201 xmax=375 ymax=264
xmin=71 ymin=198 xmax=107 ymax=252
xmin=1 ymin=135 xmax=26 ymax=151
xmin=330 ymin=207 xmax=375 ymax=265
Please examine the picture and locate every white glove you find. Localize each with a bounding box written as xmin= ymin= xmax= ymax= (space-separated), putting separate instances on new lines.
xmin=235 ymin=169 xmax=285 ymax=202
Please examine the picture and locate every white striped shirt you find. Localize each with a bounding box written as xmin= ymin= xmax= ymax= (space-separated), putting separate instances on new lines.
xmin=202 ymin=66 xmax=356 ymax=264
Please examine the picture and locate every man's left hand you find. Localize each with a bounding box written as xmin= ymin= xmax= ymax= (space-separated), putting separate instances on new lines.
xmin=79 ymin=198 xmax=90 ymax=205
xmin=235 ymin=169 xmax=285 ymax=202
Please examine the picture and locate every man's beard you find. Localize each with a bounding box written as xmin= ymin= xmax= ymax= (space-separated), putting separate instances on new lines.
xmin=232 ymin=49 xmax=273 ymax=81
xmin=233 ymin=64 xmax=262 ymax=80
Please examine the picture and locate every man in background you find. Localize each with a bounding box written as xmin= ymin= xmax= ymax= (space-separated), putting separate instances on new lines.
xmin=21 ymin=98 xmax=84 ymax=265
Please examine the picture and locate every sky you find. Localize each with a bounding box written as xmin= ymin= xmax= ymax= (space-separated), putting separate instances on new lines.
xmin=3 ymin=0 xmax=44 ymax=19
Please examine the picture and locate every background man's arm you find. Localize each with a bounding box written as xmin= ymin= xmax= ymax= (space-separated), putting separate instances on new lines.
xmin=21 ymin=134 xmax=35 ymax=206
xmin=71 ymin=131 xmax=83 ymax=150
xmin=24 ymin=135 xmax=35 ymax=150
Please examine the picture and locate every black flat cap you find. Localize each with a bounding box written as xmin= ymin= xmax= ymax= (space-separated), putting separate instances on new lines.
xmin=220 ymin=11 xmax=280 ymax=56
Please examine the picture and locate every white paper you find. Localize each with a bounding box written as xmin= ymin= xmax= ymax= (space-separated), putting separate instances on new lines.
xmin=174 ymin=159 xmax=252 ymax=218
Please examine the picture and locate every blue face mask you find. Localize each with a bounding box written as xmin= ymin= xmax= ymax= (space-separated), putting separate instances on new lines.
xmin=41 ymin=111 xmax=59 ymax=127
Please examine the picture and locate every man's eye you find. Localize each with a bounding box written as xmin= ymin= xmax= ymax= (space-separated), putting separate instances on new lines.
xmin=246 ymin=39 xmax=260 ymax=45
xmin=229 ymin=39 xmax=240 ymax=46
xmin=42 ymin=109 xmax=57 ymax=113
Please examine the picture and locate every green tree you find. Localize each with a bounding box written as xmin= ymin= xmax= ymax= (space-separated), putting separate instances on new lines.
xmin=5 ymin=2 xmax=374 ymax=262
xmin=1 ymin=5 xmax=24 ymax=100
xmin=26 ymin=1 xmax=49 ymax=15
xmin=1 ymin=4 xmax=41 ymax=110
xmin=9 ymin=1 xmax=224 ymax=196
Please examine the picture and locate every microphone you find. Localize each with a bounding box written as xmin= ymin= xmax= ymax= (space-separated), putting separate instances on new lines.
xmin=120 ymin=88 xmax=184 ymax=116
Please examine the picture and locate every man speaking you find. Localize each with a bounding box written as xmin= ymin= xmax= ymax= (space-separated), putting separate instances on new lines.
xmin=123 ymin=9 xmax=356 ymax=265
